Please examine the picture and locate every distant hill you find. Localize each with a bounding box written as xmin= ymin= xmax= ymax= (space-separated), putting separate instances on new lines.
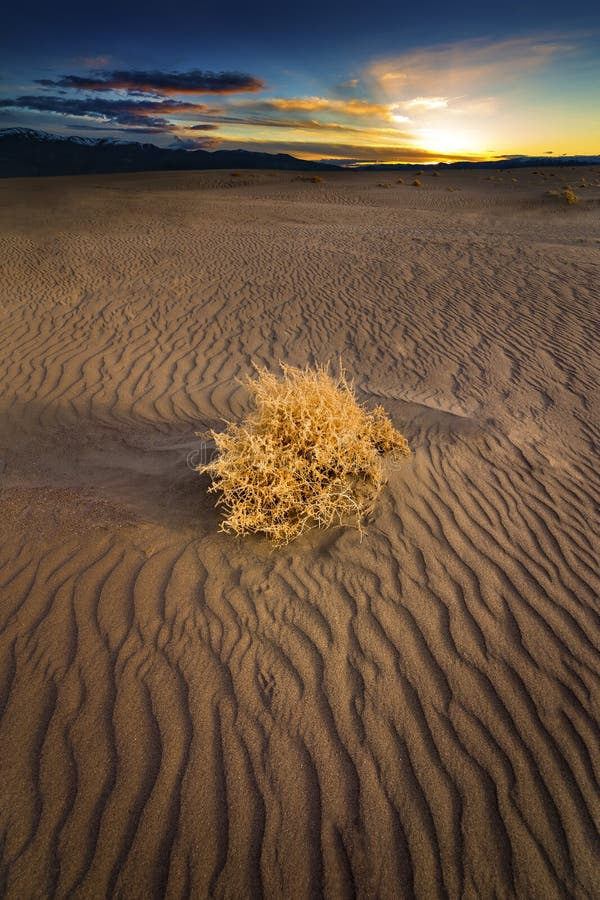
xmin=359 ymin=155 xmax=600 ymax=171
xmin=0 ymin=128 xmax=340 ymax=177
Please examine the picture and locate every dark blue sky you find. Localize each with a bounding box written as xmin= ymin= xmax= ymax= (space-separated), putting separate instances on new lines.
xmin=2 ymin=1 xmax=599 ymax=161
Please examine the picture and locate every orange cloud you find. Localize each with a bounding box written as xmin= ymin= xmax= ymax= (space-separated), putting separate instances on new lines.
xmin=235 ymin=96 xmax=392 ymax=117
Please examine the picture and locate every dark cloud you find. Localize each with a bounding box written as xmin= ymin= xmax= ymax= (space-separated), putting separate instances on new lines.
xmin=36 ymin=69 xmax=264 ymax=95
xmin=0 ymin=94 xmax=218 ymax=130
xmin=213 ymin=135 xmax=469 ymax=163
xmin=189 ymin=114 xmax=394 ymax=135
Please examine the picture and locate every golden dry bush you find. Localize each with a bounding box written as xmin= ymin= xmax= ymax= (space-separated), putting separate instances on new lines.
xmin=412 ymin=179 xmax=422 ymax=187
xmin=396 ymin=177 xmax=404 ymax=184
xmin=294 ymin=175 xmax=324 ymax=184
xmin=197 ymin=363 xmax=410 ymax=545
xmin=564 ymin=188 xmax=579 ymax=204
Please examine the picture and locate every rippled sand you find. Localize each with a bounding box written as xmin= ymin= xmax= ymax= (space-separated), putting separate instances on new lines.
xmin=0 ymin=167 xmax=599 ymax=898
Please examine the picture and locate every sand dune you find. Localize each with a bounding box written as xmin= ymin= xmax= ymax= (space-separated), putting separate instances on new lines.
xmin=0 ymin=168 xmax=599 ymax=898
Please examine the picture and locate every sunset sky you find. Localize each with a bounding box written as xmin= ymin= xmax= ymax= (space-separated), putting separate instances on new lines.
xmin=2 ymin=1 xmax=599 ymax=163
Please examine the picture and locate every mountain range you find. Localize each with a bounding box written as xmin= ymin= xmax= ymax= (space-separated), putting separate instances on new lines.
xmin=0 ymin=128 xmax=598 ymax=178
xmin=0 ymin=128 xmax=339 ymax=177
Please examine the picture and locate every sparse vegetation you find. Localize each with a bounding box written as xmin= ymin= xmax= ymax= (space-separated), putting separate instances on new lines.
xmin=197 ymin=363 xmax=410 ymax=545
xmin=432 ymin=171 xmax=441 ymax=177
xmin=564 ymin=188 xmax=579 ymax=204
xmin=294 ymin=175 xmax=324 ymax=184
xmin=230 ymin=171 xmax=242 ymax=177
xmin=412 ymin=179 xmax=422 ymax=187
xmin=546 ymin=187 xmax=579 ymax=205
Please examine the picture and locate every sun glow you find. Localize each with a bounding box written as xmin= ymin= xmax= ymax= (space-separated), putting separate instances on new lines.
xmin=418 ymin=126 xmax=482 ymax=156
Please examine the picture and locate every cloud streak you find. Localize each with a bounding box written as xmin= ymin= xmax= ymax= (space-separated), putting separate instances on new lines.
xmin=371 ymin=36 xmax=576 ymax=100
xmin=0 ymin=94 xmax=219 ymax=129
xmin=235 ymin=96 xmax=390 ymax=117
xmin=37 ymin=69 xmax=264 ymax=95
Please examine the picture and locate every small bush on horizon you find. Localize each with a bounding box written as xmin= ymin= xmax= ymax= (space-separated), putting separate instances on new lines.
xmin=396 ymin=177 xmax=404 ymax=184
xmin=546 ymin=188 xmax=579 ymax=204
xmin=197 ymin=363 xmax=410 ymax=545
xmin=294 ymin=175 xmax=324 ymax=184
xmin=412 ymin=179 xmax=422 ymax=187
xmin=564 ymin=188 xmax=579 ymax=204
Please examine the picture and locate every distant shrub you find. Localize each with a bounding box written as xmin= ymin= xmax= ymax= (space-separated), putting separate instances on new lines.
xmin=230 ymin=171 xmax=242 ymax=177
xmin=377 ymin=182 xmax=391 ymax=188
xmin=294 ymin=175 xmax=324 ymax=183
xmin=396 ymin=177 xmax=404 ymax=184
xmin=564 ymin=188 xmax=579 ymax=204
xmin=511 ymin=177 xmax=518 ymax=182
xmin=412 ymin=179 xmax=422 ymax=187
xmin=197 ymin=363 xmax=410 ymax=545
xmin=546 ymin=188 xmax=579 ymax=205
xmin=432 ymin=171 xmax=441 ymax=177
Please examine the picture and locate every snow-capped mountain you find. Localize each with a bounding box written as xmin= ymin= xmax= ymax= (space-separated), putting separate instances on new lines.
xmin=0 ymin=128 xmax=338 ymax=177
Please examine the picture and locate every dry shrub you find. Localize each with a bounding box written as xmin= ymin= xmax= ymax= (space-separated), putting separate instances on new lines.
xmin=412 ymin=179 xmax=422 ymax=187
xmin=294 ymin=175 xmax=324 ymax=184
xmin=432 ymin=170 xmax=441 ymax=177
xmin=230 ymin=171 xmax=242 ymax=177
xmin=396 ymin=177 xmax=404 ymax=184
xmin=197 ymin=363 xmax=410 ymax=545
xmin=546 ymin=188 xmax=579 ymax=205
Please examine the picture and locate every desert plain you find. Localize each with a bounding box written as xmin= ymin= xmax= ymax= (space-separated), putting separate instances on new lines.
xmin=0 ymin=167 xmax=599 ymax=898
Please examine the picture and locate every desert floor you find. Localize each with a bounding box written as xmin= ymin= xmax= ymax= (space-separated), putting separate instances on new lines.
xmin=0 ymin=167 xmax=599 ymax=899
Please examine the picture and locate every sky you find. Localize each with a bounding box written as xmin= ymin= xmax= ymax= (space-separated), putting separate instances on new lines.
xmin=1 ymin=1 xmax=599 ymax=163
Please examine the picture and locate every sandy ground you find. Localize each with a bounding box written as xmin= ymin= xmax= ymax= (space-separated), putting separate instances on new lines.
xmin=0 ymin=167 xmax=599 ymax=899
